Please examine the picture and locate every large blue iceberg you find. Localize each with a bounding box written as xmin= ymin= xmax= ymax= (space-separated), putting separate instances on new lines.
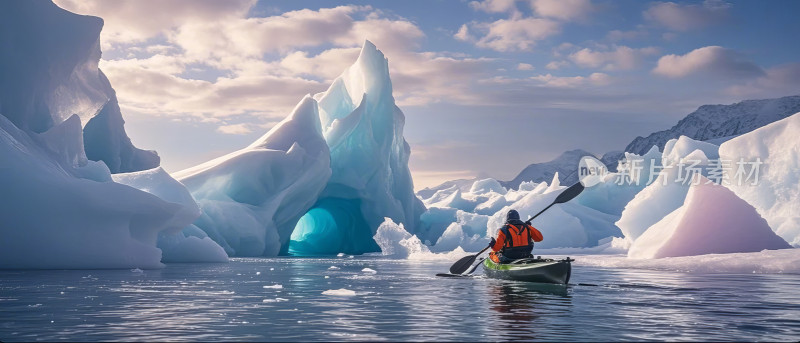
xmin=179 ymin=41 xmax=426 ymax=256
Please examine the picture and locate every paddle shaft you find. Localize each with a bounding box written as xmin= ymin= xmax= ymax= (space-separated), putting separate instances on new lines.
xmin=524 ymin=203 xmax=554 ymax=225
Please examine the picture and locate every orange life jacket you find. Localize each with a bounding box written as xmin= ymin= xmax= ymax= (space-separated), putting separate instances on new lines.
xmin=501 ymin=224 xmax=532 ymax=248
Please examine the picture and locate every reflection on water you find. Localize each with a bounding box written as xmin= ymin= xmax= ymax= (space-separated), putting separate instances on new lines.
xmin=1 ymin=257 xmax=800 ymax=341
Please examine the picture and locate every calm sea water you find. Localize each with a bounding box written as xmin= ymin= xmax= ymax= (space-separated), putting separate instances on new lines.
xmin=1 ymin=256 xmax=799 ymax=341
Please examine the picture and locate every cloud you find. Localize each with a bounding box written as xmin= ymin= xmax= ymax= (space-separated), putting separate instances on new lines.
xmin=546 ymin=61 xmax=569 ymax=70
xmin=644 ymin=0 xmax=731 ymax=32
xmin=101 ymin=57 xmax=327 ymax=118
xmin=653 ymin=46 xmax=765 ymax=79
xmin=529 ymin=0 xmax=594 ymax=21
xmin=169 ymin=6 xmax=423 ymax=72
xmin=726 ymin=63 xmax=800 ymax=98
xmin=474 ymin=17 xmax=561 ymax=52
xmin=454 ymin=24 xmax=473 ymax=41
xmin=54 ymin=0 xmax=255 ymax=45
xmin=217 ymin=123 xmax=254 ymax=135
xmin=530 ymin=72 xmax=611 ymax=87
xmin=569 ymin=45 xmax=659 ymax=71
xmin=469 ymin=0 xmax=518 ymax=13
xmin=517 ymin=63 xmax=535 ymax=70
xmin=172 ymin=6 xmax=366 ymax=60
xmin=279 ymin=48 xmax=362 ymax=80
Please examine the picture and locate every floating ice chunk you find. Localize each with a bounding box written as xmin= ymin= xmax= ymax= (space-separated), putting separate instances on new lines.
xmin=417 ymin=207 xmax=458 ymax=244
xmin=373 ymin=218 xmax=431 ymax=258
xmin=474 ymin=193 xmax=509 ymax=215
xmin=263 ymin=298 xmax=289 ymax=303
xmin=426 ymin=189 xmax=480 ymax=212
xmin=328 ymin=266 xmax=340 ymax=270
xmin=662 ymin=136 xmax=720 ymax=166
xmin=322 ymin=289 xmax=357 ymax=296
xmin=469 ymin=178 xmax=507 ymax=195
xmin=361 ymin=268 xmax=377 ymax=274
xmin=628 ymin=175 xmax=791 ymax=259
xmin=263 ymin=284 xmax=283 ymax=289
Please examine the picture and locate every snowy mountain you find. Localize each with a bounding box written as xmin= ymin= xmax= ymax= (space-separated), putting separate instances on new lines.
xmin=500 ymin=149 xmax=595 ymax=189
xmin=625 ymin=95 xmax=800 ymax=155
xmin=177 ymin=41 xmax=425 ymax=256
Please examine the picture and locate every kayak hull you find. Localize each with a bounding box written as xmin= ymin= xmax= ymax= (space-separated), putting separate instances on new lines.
xmin=483 ymin=257 xmax=572 ymax=284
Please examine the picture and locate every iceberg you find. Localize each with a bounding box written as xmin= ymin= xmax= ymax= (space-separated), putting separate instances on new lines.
xmin=112 ymin=167 xmax=228 ymax=263
xmin=0 ymin=0 xmax=158 ymax=173
xmin=175 ymin=96 xmax=332 ymax=256
xmin=628 ymin=175 xmax=790 ymax=259
xmin=177 ymin=41 xmax=424 ymax=256
xmin=0 ymin=1 xmax=196 ymax=269
xmin=300 ymin=41 xmax=425 ymax=254
xmin=617 ymin=136 xmax=720 ymax=241
xmin=719 ymin=112 xmax=800 ymax=246
xmin=0 ymin=115 xmax=187 ymax=269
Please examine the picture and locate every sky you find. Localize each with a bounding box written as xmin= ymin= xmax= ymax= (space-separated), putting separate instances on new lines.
xmin=54 ymin=0 xmax=800 ymax=190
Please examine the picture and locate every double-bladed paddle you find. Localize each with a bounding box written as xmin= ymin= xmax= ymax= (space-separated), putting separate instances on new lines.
xmin=445 ymin=182 xmax=585 ymax=275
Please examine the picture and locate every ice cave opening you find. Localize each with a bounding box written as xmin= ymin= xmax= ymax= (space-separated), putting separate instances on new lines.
xmin=288 ymin=197 xmax=381 ymax=256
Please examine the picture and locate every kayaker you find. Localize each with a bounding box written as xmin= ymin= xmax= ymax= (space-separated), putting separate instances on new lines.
xmin=489 ymin=209 xmax=543 ymax=264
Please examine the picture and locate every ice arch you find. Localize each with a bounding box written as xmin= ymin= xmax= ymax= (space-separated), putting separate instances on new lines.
xmin=288 ymin=197 xmax=380 ymax=256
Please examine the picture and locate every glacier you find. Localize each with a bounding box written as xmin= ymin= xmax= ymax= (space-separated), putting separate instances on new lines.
xmin=178 ymin=41 xmax=425 ymax=256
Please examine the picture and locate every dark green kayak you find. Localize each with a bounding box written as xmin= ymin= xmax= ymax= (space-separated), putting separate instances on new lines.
xmin=483 ymin=257 xmax=573 ymax=284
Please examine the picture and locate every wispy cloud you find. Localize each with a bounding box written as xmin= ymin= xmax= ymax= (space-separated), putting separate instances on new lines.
xmin=644 ymin=0 xmax=731 ymax=32
xmin=653 ymin=46 xmax=764 ymax=79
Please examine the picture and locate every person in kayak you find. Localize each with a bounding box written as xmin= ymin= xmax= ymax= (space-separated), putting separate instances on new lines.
xmin=489 ymin=209 xmax=543 ymax=264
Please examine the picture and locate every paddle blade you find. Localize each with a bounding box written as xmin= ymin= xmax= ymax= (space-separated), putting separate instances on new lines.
xmin=554 ymin=182 xmax=585 ymax=204
xmin=449 ymin=254 xmax=477 ymax=274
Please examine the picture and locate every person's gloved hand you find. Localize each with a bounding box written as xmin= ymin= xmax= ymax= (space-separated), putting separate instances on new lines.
xmin=489 ymin=237 xmax=496 ymax=247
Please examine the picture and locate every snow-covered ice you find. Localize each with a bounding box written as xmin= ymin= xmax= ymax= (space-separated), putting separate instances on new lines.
xmin=176 ymin=96 xmax=331 ymax=257
xmin=719 ymin=112 xmax=800 ymax=247
xmin=579 ymin=249 xmax=800 ymax=274
xmin=322 ymin=289 xmax=357 ymax=296
xmin=628 ymin=175 xmax=790 ymax=258
xmin=617 ymin=136 xmax=720 ymax=242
